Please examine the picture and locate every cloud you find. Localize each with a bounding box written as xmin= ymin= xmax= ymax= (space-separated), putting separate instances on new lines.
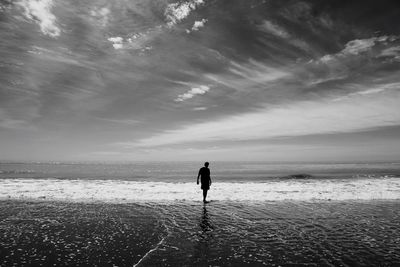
xmin=206 ymin=59 xmax=289 ymax=94
xmin=258 ymin=20 xmax=290 ymax=38
xmin=193 ymin=107 xmax=208 ymax=111
xmin=96 ymin=117 xmax=141 ymax=125
xmin=189 ymin=18 xmax=207 ymax=32
xmin=107 ymin=0 xmax=207 ymax=51
xmin=228 ymin=60 xmax=288 ymax=82
xmin=165 ymin=0 xmax=205 ymax=27
xmin=333 ymin=82 xmax=400 ymax=101
xmin=257 ymin=20 xmax=310 ymax=51
xmin=107 ymin=36 xmax=124 ymax=49
xmin=90 ymin=7 xmax=110 ymax=27
xmin=342 ymin=38 xmax=379 ymax=55
xmin=0 ymin=109 xmax=29 ymax=130
xmin=319 ymin=55 xmax=334 ymax=63
xmin=134 ymin=88 xmax=400 ymax=147
xmin=17 ymin=0 xmax=60 ymax=37
xmin=27 ymin=46 xmax=92 ymax=67
xmin=0 ymin=118 xmax=27 ymax=129
xmin=379 ymin=46 xmax=400 ymax=60
xmin=305 ymin=35 xmax=400 ymax=88
xmin=175 ymin=85 xmax=210 ymax=102
xmin=107 ymin=30 xmax=157 ymax=51
xmin=318 ymin=35 xmax=399 ymax=63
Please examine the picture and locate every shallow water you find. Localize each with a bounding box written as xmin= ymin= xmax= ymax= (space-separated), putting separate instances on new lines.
xmin=0 ymin=200 xmax=399 ymax=266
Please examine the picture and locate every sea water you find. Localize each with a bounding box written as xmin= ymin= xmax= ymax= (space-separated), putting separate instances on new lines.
xmin=0 ymin=161 xmax=400 ymax=201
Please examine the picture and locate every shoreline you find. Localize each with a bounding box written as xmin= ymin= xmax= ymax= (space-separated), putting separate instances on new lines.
xmin=1 ymin=198 xmax=400 ymax=205
xmin=1 ymin=177 xmax=399 ymax=203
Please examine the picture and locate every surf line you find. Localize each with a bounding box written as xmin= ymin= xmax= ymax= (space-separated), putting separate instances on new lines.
xmin=132 ymin=236 xmax=166 ymax=267
xmin=132 ymin=218 xmax=172 ymax=267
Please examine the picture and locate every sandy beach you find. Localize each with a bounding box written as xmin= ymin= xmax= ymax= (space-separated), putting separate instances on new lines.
xmin=1 ymin=200 xmax=400 ymax=266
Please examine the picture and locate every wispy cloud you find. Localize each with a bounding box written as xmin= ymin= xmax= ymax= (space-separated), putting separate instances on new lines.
xmin=90 ymin=7 xmax=110 ymax=27
xmin=317 ymin=35 xmax=399 ymax=63
xmin=206 ymin=59 xmax=290 ymax=95
xmin=17 ymin=0 xmax=60 ymax=37
xmin=96 ymin=117 xmax=141 ymax=125
xmin=27 ymin=46 xmax=91 ymax=67
xmin=258 ymin=20 xmax=290 ymax=38
xmin=0 ymin=118 xmax=27 ymax=129
xmin=0 ymin=108 xmax=30 ymax=130
xmin=193 ymin=107 xmax=208 ymax=111
xmin=379 ymin=46 xmax=400 ymax=60
xmin=175 ymin=85 xmax=210 ymax=102
xmin=134 ymin=88 xmax=400 ymax=147
xmin=306 ymin=35 xmax=400 ymax=87
xmin=257 ymin=20 xmax=310 ymax=51
xmin=228 ymin=60 xmax=288 ymax=82
xmin=333 ymin=82 xmax=400 ymax=101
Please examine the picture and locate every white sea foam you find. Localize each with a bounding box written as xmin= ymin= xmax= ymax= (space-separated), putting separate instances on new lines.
xmin=0 ymin=178 xmax=399 ymax=202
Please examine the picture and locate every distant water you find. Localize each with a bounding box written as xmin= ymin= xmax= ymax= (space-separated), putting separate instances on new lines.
xmin=1 ymin=161 xmax=400 ymax=181
xmin=0 ymin=161 xmax=399 ymax=201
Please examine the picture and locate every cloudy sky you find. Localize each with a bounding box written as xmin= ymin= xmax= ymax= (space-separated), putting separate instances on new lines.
xmin=0 ymin=0 xmax=400 ymax=162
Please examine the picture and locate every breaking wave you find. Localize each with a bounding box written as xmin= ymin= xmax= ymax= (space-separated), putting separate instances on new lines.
xmin=0 ymin=177 xmax=399 ymax=202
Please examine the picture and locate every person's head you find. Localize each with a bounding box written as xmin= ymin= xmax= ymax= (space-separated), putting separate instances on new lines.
xmin=204 ymin=162 xmax=209 ymax=167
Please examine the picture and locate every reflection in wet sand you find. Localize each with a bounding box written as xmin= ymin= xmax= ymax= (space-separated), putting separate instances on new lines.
xmin=199 ymin=205 xmax=214 ymax=239
xmin=192 ymin=204 xmax=215 ymax=266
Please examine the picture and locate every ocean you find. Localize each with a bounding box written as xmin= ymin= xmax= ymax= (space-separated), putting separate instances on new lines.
xmin=1 ymin=161 xmax=400 ymax=201
xmin=0 ymin=161 xmax=400 ymax=266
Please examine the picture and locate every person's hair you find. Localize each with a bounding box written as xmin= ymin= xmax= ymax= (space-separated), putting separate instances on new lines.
xmin=204 ymin=162 xmax=209 ymax=167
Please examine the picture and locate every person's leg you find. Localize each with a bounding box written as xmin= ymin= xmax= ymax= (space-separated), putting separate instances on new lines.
xmin=203 ymin=189 xmax=208 ymax=202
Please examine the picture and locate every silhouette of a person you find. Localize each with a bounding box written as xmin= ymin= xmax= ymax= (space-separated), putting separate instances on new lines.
xmin=197 ymin=162 xmax=212 ymax=203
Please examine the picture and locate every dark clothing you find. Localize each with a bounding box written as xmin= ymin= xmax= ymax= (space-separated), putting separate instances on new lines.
xmin=198 ymin=167 xmax=211 ymax=190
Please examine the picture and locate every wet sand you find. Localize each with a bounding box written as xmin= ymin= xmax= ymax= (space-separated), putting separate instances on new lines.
xmin=1 ymin=200 xmax=400 ymax=266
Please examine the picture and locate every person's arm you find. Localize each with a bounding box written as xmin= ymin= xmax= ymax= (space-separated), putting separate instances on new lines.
xmin=209 ymin=177 xmax=212 ymax=186
xmin=197 ymin=169 xmax=201 ymax=184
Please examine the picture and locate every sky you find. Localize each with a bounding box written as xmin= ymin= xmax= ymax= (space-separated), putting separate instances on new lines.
xmin=0 ymin=0 xmax=400 ymax=162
